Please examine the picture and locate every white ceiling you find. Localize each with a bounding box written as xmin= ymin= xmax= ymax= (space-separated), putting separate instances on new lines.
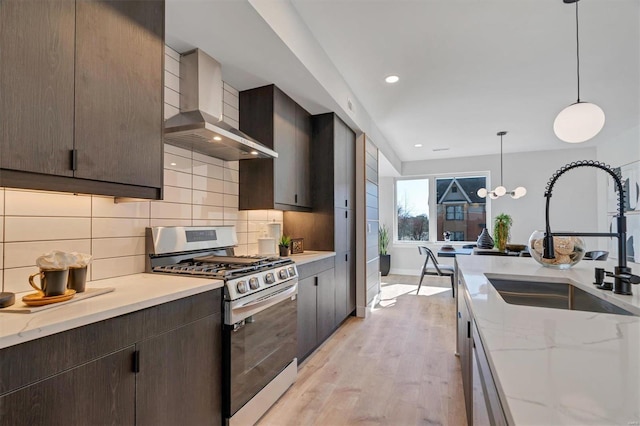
xmin=166 ymin=0 xmax=639 ymax=166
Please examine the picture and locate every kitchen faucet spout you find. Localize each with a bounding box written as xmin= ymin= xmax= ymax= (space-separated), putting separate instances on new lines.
xmin=543 ymin=160 xmax=635 ymax=295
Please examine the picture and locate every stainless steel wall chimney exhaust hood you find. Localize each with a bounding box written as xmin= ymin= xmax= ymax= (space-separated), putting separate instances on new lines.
xmin=164 ymin=49 xmax=277 ymax=161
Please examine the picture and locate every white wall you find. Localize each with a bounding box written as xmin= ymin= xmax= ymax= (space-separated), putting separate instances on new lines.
xmin=383 ymin=147 xmax=599 ymax=275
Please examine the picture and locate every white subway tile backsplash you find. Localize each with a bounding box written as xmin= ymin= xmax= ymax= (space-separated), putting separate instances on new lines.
xmin=248 ymin=210 xmax=269 ymax=221
xmin=223 ymin=194 xmax=239 ymax=208
xmin=237 ymin=232 xmax=248 ymax=245
xmin=192 ymin=219 xmax=224 ymax=227
xmin=150 ymin=218 xmax=192 ymax=227
xmin=165 ymin=153 xmax=193 ymax=174
xmin=193 ymin=175 xmax=224 ymax=193
xmin=4 ymin=266 xmax=39 ymax=294
xmin=164 ymin=86 xmax=180 ymax=108
xmin=92 ymin=218 xmax=149 ymax=238
xmin=224 ymin=207 xmax=239 ymax=221
xmin=193 ymin=152 xmax=224 ymax=167
xmin=247 ymin=243 xmax=259 ymax=255
xmin=92 ymin=196 xmax=150 ymax=218
xmin=223 ymin=82 xmax=239 ymax=99
xmin=238 ymin=210 xmax=248 ymax=221
xmin=92 ymin=255 xmax=146 ymax=281
xmin=162 ymin=186 xmax=192 ymax=204
xmin=267 ymin=210 xmax=284 ymax=222
xmin=223 ymin=168 xmax=239 ymax=183
xmin=192 ymin=190 xmax=224 ymax=207
xmin=0 ymin=188 xmax=4 ymax=214
xmin=165 ymin=45 xmax=180 ymax=60
xmin=5 ymin=217 xmax=91 ymax=242
xmin=164 ymin=69 xmax=180 ymax=92
xmin=151 ymin=201 xmax=192 ymax=219
xmin=165 ymin=55 xmax=180 ymax=77
xmin=5 ymin=190 xmax=91 ymax=217
xmin=92 ymin=237 xmax=145 ymax=259
xmin=0 ymin=243 xmax=4 ymax=270
xmin=164 ymin=144 xmax=192 ymax=158
xmin=225 ymin=161 xmax=239 ymax=171
xmin=192 ymin=161 xmax=223 ymax=179
xmin=4 ymin=239 xmax=91 ymax=269
xmin=164 ymin=170 xmax=192 ymax=189
xmin=164 ymin=103 xmax=179 ymax=120
xmin=233 ymin=220 xmax=248 ymax=233
xmin=192 ymin=205 xmax=224 ymax=221
xmin=223 ymin=103 xmax=239 ymax=123
xmin=223 ymin=117 xmax=239 ymax=129
xmin=223 ymin=181 xmax=239 ymax=195
xmin=235 ymin=245 xmax=248 ymax=256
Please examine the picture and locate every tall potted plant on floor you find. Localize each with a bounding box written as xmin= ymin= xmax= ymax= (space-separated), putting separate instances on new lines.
xmin=379 ymin=225 xmax=391 ymax=276
xmin=493 ymin=213 xmax=513 ymax=252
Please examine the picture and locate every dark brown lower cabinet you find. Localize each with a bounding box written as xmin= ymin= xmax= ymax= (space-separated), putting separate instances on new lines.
xmin=0 ymin=348 xmax=135 ymax=426
xmin=296 ymin=258 xmax=336 ymax=362
xmin=137 ymin=315 xmax=220 ymax=426
xmin=0 ymin=290 xmax=222 ymax=425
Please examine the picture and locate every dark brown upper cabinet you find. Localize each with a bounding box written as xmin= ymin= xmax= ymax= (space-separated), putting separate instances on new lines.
xmin=0 ymin=0 xmax=164 ymax=199
xmin=239 ymin=85 xmax=312 ymax=211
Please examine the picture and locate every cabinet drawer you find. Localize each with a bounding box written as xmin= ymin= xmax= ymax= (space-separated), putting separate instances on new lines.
xmin=297 ymin=257 xmax=335 ymax=280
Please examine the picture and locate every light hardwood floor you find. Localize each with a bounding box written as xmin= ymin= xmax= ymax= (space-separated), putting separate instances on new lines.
xmin=258 ymin=274 xmax=467 ymax=426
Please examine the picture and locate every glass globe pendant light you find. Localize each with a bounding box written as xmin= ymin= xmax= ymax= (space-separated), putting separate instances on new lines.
xmin=477 ymin=131 xmax=527 ymax=199
xmin=553 ymin=0 xmax=605 ymax=143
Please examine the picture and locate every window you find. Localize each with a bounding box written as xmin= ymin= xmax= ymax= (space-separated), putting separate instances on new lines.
xmin=394 ymin=174 xmax=488 ymax=243
xmin=396 ymin=178 xmax=429 ymax=241
xmin=445 ymin=205 xmax=464 ymax=221
xmin=437 ymin=176 xmax=486 ymax=242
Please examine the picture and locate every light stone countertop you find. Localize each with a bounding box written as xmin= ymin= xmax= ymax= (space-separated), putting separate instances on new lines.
xmin=0 ymin=273 xmax=223 ymax=350
xmin=286 ymin=251 xmax=336 ymax=265
xmin=456 ymin=256 xmax=640 ymax=425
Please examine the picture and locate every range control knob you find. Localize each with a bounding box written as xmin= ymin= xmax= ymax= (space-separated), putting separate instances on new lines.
xmin=264 ymin=273 xmax=275 ymax=284
xmin=287 ymin=267 xmax=296 ymax=277
xmin=249 ymin=277 xmax=260 ymax=290
xmin=278 ymin=269 xmax=289 ymax=279
xmin=236 ymin=281 xmax=249 ymax=294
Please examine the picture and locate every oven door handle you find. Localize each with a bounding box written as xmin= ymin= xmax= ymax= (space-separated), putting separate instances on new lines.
xmin=231 ymin=283 xmax=297 ymax=323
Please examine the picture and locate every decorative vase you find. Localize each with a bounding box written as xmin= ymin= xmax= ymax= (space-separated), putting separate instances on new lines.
xmin=380 ymin=254 xmax=391 ymax=276
xmin=528 ymin=230 xmax=586 ymax=269
xmin=477 ymin=228 xmax=494 ymax=249
xmin=279 ymin=245 xmax=290 ymax=257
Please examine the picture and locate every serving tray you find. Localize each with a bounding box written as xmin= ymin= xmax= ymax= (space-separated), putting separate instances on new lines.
xmin=0 ymin=287 xmax=115 ymax=314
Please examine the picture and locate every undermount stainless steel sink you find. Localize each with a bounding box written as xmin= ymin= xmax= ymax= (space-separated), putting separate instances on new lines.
xmin=488 ymin=278 xmax=637 ymax=316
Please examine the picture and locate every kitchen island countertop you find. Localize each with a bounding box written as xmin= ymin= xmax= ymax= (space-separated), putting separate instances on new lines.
xmin=0 ymin=273 xmax=223 ymax=350
xmin=457 ymin=255 xmax=640 ymax=425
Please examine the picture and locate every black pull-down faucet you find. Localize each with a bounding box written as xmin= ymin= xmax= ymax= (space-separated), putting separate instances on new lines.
xmin=543 ymin=160 xmax=638 ymax=295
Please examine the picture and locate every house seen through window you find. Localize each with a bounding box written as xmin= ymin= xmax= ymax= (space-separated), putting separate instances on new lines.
xmin=395 ymin=175 xmax=487 ymax=242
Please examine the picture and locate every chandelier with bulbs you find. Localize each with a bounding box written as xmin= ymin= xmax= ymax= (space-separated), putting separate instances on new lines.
xmin=477 ymin=131 xmax=527 ymax=200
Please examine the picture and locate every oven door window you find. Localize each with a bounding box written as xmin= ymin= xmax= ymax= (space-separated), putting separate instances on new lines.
xmin=229 ymin=295 xmax=296 ymax=415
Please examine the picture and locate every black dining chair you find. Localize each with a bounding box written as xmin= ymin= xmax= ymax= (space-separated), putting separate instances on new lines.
xmin=418 ymin=246 xmax=455 ymax=297
xmin=584 ymin=250 xmax=609 ymax=261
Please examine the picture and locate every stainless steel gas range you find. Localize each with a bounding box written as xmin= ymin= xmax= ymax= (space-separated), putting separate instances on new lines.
xmin=146 ymin=226 xmax=298 ymax=426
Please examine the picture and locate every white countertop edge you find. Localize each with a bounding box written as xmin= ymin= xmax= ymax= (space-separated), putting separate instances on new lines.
xmin=0 ymin=273 xmax=224 ymax=350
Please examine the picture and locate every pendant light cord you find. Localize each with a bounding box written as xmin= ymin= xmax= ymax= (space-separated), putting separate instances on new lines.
xmin=575 ymin=0 xmax=581 ymax=102
xmin=500 ymin=133 xmax=504 ymax=186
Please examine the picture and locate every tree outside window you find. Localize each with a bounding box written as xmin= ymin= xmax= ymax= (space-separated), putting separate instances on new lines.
xmin=396 ymin=178 xmax=429 ymax=241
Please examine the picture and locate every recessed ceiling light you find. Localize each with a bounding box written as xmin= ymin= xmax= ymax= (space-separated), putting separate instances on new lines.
xmin=213 ymin=136 xmax=222 ymax=141
xmin=414 ymin=144 xmax=423 ymax=148
xmin=250 ymin=151 xmax=259 ymax=155
xmin=385 ymin=75 xmax=399 ymax=84
xmin=170 ymin=162 xmax=177 ymax=166
xmin=433 ymin=147 xmax=450 ymax=152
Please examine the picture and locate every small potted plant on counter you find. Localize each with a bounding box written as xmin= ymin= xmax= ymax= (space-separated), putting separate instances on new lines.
xmin=278 ymin=235 xmax=291 ymax=257
xmin=493 ymin=213 xmax=513 ymax=252
xmin=379 ymin=225 xmax=391 ymax=276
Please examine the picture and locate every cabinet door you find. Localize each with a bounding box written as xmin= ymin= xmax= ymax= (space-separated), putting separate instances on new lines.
xmin=334 ymin=208 xmax=350 ymax=253
xmin=334 ymin=251 xmax=353 ymax=324
xmin=75 ymin=0 xmax=163 ymax=188
xmin=273 ymin=87 xmax=296 ymax=206
xmin=0 ymin=0 xmax=75 ymax=176
xmin=458 ymin=295 xmax=473 ymax=425
xmin=344 ymin=125 xmax=356 ymax=209
xmin=136 ymin=314 xmax=221 ymax=426
xmin=295 ymin=104 xmax=312 ymax=207
xmin=333 ymin=117 xmax=348 ymax=208
xmin=0 ymin=347 xmax=135 ymax=426
xmin=316 ymin=268 xmax=336 ymax=343
xmin=297 ymin=276 xmax=318 ymax=361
